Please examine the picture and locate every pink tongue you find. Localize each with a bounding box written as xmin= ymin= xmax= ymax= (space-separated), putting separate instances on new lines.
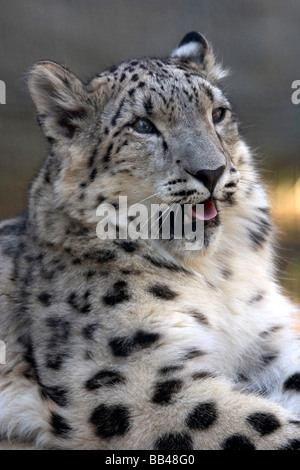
xmin=192 ymin=200 xmax=218 ymax=221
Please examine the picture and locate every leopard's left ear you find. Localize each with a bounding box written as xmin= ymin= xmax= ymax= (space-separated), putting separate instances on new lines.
xmin=171 ymin=32 xmax=227 ymax=82
xmin=28 ymin=61 xmax=93 ymax=141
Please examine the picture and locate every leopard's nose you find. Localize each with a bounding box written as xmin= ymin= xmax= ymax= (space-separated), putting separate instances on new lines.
xmin=186 ymin=165 xmax=225 ymax=193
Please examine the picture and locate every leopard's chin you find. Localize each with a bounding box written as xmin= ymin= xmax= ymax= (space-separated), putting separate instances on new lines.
xmin=156 ymin=207 xmax=221 ymax=257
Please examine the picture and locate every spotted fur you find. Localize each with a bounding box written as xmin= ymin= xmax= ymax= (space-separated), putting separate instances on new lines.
xmin=0 ymin=32 xmax=300 ymax=450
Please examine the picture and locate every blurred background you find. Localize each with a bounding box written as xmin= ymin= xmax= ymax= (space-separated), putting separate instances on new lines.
xmin=0 ymin=0 xmax=299 ymax=305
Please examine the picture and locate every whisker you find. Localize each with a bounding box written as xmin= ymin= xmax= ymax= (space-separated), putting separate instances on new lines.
xmin=152 ymin=205 xmax=172 ymax=240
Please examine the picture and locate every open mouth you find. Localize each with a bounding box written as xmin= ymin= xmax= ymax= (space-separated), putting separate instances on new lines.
xmin=184 ymin=199 xmax=218 ymax=224
xmin=156 ymin=199 xmax=219 ymax=242
xmin=192 ymin=199 xmax=218 ymax=221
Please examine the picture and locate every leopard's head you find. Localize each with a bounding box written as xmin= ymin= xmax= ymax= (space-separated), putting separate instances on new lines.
xmin=28 ymin=32 xmax=249 ymax=255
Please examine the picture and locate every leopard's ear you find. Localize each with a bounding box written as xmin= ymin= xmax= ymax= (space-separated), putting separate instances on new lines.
xmin=28 ymin=61 xmax=92 ymax=140
xmin=171 ymin=32 xmax=227 ymax=82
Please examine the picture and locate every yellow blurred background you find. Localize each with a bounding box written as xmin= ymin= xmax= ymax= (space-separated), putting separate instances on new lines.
xmin=269 ymin=169 xmax=300 ymax=308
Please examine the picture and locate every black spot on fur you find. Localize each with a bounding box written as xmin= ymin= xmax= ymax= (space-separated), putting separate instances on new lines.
xmin=93 ymin=249 xmax=116 ymax=262
xmin=289 ymin=420 xmax=300 ymax=426
xmin=134 ymin=330 xmax=160 ymax=347
xmin=88 ymin=146 xmax=98 ymax=167
xmin=89 ymin=168 xmax=98 ymax=181
xmin=186 ymin=402 xmax=217 ymax=430
xmin=80 ymin=304 xmax=91 ymax=314
xmin=108 ymin=64 xmax=117 ymax=73
xmin=36 ymin=114 xmax=44 ymax=127
xmin=258 ymin=207 xmax=270 ymax=215
xmin=152 ymin=379 xmax=183 ymax=405
xmin=109 ymin=330 xmax=160 ymax=357
xmin=46 ymin=317 xmax=70 ymax=341
xmin=103 ymin=143 xmax=113 ymax=165
xmin=247 ymin=412 xmax=281 ymax=436
xmin=221 ymin=434 xmax=256 ymax=450
xmin=259 ymin=326 xmax=282 ymax=337
xmin=205 ymin=86 xmax=214 ymax=102
xmin=192 ymin=371 xmax=216 ymax=380
xmin=46 ymin=354 xmax=68 ymax=370
xmin=111 ymin=99 xmax=125 ymax=126
xmin=128 ymin=88 xmax=136 ymax=97
xmin=46 ymin=136 xmax=55 ymax=145
xmin=119 ymin=269 xmax=128 ymax=275
xmin=237 ymin=373 xmax=249 ymax=382
xmin=143 ymin=254 xmax=187 ymax=272
xmin=109 ymin=336 xmax=133 ymax=357
xmin=159 ymin=365 xmax=184 ymax=376
xmin=114 ymin=240 xmax=139 ymax=252
xmin=248 ymin=229 xmax=266 ymax=249
xmin=187 ymin=309 xmax=209 ymax=326
xmin=67 ymin=291 xmax=91 ymax=314
xmin=144 ymin=97 xmax=153 ymax=115
xmin=131 ymin=73 xmax=139 ymax=82
xmin=148 ymin=284 xmax=178 ymax=300
xmin=103 ymin=280 xmax=130 ymax=306
xmin=67 ymin=292 xmax=77 ymax=308
xmin=96 ymin=194 xmax=105 ymax=205
xmin=82 ymin=323 xmax=100 ymax=340
xmin=85 ymin=370 xmax=124 ymax=390
xmin=248 ymin=292 xmax=264 ymax=304
xmin=261 ymin=354 xmax=278 ymax=366
xmin=85 ymin=349 xmax=94 ymax=361
xmin=90 ymin=404 xmax=131 ymax=439
xmin=21 ymin=336 xmax=40 ymax=382
xmin=86 ymin=269 xmax=96 ymax=278
xmin=154 ymin=433 xmax=193 ymax=451
xmin=44 ymin=169 xmax=51 ymax=183
xmin=37 ymin=292 xmax=52 ymax=306
xmin=184 ymin=349 xmax=206 ymax=360
xmin=41 ymin=385 xmax=68 ymax=407
xmin=283 ymin=373 xmax=300 ymax=392
xmin=221 ymin=267 xmax=233 ymax=279
xmin=248 ymin=217 xmax=272 ymax=250
xmin=51 ymin=412 xmax=72 ymax=438
xmin=278 ymin=439 xmax=300 ymax=450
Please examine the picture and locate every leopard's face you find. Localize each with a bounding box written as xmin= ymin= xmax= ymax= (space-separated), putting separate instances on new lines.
xmin=29 ymin=33 xmax=242 ymax=252
xmin=93 ymin=62 xmax=241 ymax=251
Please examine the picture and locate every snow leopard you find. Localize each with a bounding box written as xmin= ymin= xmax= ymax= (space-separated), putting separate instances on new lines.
xmin=0 ymin=31 xmax=300 ymax=450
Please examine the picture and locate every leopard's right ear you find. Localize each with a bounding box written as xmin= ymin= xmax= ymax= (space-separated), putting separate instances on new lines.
xmin=28 ymin=61 xmax=92 ymax=140
xmin=171 ymin=32 xmax=227 ymax=83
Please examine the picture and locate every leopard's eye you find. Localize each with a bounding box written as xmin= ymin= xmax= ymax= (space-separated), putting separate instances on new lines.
xmin=131 ymin=118 xmax=157 ymax=134
xmin=212 ymin=107 xmax=227 ymax=124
